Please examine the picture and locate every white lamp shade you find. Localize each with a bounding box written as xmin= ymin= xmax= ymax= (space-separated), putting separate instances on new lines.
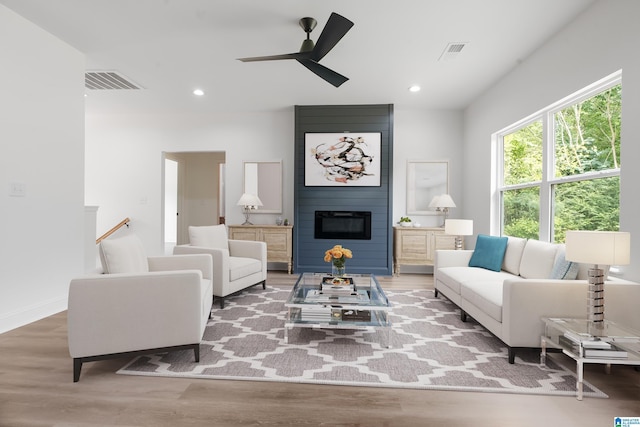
xmin=437 ymin=194 xmax=456 ymax=208
xmin=445 ymin=219 xmax=473 ymax=236
xmin=565 ymin=230 xmax=630 ymax=265
xmin=236 ymin=193 xmax=263 ymax=207
xmin=428 ymin=195 xmax=441 ymax=208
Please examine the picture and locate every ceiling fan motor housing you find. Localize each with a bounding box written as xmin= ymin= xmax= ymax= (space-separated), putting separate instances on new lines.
xmin=299 ymin=17 xmax=317 ymax=33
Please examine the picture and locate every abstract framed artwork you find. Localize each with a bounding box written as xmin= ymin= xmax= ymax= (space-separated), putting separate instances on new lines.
xmin=304 ymin=133 xmax=381 ymax=187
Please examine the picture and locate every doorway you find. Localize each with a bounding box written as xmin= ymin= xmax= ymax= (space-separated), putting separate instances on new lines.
xmin=164 ymin=158 xmax=179 ymax=252
xmin=162 ymin=151 xmax=226 ymax=252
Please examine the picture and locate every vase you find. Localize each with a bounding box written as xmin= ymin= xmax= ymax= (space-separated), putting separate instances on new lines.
xmin=332 ymin=258 xmax=346 ymax=276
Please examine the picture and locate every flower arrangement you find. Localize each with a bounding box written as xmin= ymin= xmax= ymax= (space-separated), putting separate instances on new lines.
xmin=324 ymin=244 xmax=353 ymax=275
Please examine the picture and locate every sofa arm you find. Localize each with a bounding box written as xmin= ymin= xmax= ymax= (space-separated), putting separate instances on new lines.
xmin=229 ymin=240 xmax=266 ymax=260
xmin=502 ymin=279 xmax=591 ymax=348
xmin=68 ymin=270 xmax=203 ymax=359
xmin=434 ymin=250 xmax=474 ymax=269
xmin=148 ymin=254 xmax=212 ymax=280
xmin=229 ymin=239 xmax=267 ymax=274
xmin=173 ymin=245 xmax=230 ymax=289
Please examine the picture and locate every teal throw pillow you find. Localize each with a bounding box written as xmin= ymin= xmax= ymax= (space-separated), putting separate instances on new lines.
xmin=468 ymin=234 xmax=509 ymax=272
xmin=549 ymin=247 xmax=580 ymax=280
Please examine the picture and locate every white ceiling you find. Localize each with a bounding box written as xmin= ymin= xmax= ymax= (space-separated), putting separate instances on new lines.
xmin=1 ymin=0 xmax=596 ymax=115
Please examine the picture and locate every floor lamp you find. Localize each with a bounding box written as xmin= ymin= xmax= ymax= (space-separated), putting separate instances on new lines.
xmin=444 ymin=219 xmax=473 ymax=250
xmin=565 ymin=230 xmax=630 ymax=337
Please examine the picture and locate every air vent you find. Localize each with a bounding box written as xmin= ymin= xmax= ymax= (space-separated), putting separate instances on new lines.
xmin=85 ymin=71 xmax=142 ymax=90
xmin=438 ymin=42 xmax=468 ymax=62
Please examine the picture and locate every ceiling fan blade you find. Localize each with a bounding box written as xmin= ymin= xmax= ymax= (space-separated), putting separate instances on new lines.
xmin=238 ymin=52 xmax=307 ymax=62
xmin=297 ymin=58 xmax=348 ymax=87
xmin=311 ymin=12 xmax=354 ymax=62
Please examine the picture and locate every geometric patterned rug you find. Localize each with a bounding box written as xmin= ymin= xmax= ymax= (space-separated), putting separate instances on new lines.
xmin=117 ymin=285 xmax=606 ymax=398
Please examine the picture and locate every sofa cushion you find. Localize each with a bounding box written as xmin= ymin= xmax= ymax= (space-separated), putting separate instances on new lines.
xmin=229 ymin=256 xmax=262 ymax=282
xmin=99 ymin=234 xmax=149 ymax=274
xmin=549 ymin=245 xmax=580 ymax=280
xmin=460 ymin=280 xmax=504 ymax=323
xmin=468 ymin=235 xmax=509 ymax=272
xmin=438 ymin=266 xmax=515 ymax=297
xmin=189 ymin=225 xmax=228 ymax=249
xmin=519 ymin=239 xmax=558 ymax=279
xmin=502 ymin=236 xmax=527 ymax=276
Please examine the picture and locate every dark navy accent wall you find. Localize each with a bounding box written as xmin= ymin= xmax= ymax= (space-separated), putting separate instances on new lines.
xmin=294 ymin=104 xmax=394 ymax=276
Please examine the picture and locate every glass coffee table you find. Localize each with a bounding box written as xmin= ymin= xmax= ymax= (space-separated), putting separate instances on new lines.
xmin=541 ymin=318 xmax=640 ymax=400
xmin=284 ymin=273 xmax=392 ymax=347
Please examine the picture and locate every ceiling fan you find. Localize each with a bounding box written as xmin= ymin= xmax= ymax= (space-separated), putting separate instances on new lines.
xmin=238 ymin=12 xmax=354 ymax=88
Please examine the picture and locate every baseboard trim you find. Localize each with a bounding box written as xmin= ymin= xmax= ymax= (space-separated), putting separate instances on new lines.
xmin=0 ymin=296 xmax=67 ymax=334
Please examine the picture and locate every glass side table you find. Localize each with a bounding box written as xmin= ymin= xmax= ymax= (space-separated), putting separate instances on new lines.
xmin=541 ymin=318 xmax=640 ymax=400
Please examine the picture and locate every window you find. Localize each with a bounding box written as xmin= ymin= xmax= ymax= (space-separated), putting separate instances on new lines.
xmin=497 ymin=73 xmax=621 ymax=242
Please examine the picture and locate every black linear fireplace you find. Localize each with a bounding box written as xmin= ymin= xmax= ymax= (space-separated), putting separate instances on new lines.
xmin=314 ymin=211 xmax=372 ymax=240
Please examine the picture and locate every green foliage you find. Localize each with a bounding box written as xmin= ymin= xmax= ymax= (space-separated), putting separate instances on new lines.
xmin=502 ymin=85 xmax=621 ymax=241
xmin=503 ymin=187 xmax=539 ymax=239
xmin=555 ymin=85 xmax=621 ymax=176
xmin=503 ymin=121 xmax=543 ymax=185
xmin=553 ymin=177 xmax=620 ymax=242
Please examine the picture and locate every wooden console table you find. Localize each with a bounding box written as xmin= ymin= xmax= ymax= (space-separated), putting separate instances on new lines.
xmin=393 ymin=226 xmax=457 ymax=275
xmin=228 ymin=225 xmax=293 ymax=274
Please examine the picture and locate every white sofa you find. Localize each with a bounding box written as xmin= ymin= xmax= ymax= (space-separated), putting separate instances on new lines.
xmin=173 ymin=225 xmax=267 ymax=308
xmin=435 ymin=236 xmax=640 ymax=363
xmin=68 ymin=234 xmax=213 ymax=382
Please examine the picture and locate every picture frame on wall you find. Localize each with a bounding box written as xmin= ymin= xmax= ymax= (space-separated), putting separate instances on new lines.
xmin=406 ymin=161 xmax=449 ymax=215
xmin=304 ymin=132 xmax=381 ymax=187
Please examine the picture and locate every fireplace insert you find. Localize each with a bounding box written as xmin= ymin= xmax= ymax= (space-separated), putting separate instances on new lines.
xmin=314 ymin=211 xmax=372 ymax=240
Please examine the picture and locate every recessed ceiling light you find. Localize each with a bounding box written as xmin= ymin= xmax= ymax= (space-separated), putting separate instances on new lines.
xmin=193 ymin=89 xmax=205 ymax=96
xmin=409 ymin=85 xmax=421 ymax=93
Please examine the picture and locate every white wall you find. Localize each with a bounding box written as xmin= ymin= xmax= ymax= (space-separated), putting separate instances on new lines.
xmin=85 ymin=111 xmax=295 ymax=256
xmin=463 ymin=0 xmax=640 ymax=281
xmin=0 ymin=5 xmax=85 ymax=333
xmin=85 ymin=108 xmax=464 ymax=257
xmin=393 ymin=108 xmax=464 ymax=227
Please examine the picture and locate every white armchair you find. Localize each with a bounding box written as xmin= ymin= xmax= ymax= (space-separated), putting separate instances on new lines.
xmin=173 ymin=225 xmax=267 ymax=308
xmin=68 ymin=234 xmax=213 ymax=382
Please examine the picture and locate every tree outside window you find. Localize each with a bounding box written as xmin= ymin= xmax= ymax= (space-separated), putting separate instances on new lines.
xmin=498 ymin=79 xmax=621 ymax=242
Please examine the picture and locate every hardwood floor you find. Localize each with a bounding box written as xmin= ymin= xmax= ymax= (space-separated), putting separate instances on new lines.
xmin=1 ymin=271 xmax=639 ymax=426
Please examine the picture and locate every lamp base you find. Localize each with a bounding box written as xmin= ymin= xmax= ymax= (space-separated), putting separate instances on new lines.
xmin=454 ymin=236 xmax=463 ymax=250
xmin=242 ymin=211 xmax=253 ymax=226
xmin=587 ymin=266 xmax=605 ymax=337
xmin=439 ymin=209 xmax=449 ymax=227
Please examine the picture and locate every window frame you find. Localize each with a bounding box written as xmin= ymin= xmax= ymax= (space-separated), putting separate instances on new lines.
xmin=494 ymin=71 xmax=622 ymax=242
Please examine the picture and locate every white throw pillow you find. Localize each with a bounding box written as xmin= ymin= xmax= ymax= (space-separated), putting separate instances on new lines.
xmin=549 ymin=245 xmax=580 ymax=280
xmin=189 ymin=225 xmax=228 ymax=249
xmin=99 ymin=234 xmax=149 ymax=274
xmin=519 ymin=239 xmax=558 ymax=279
xmin=502 ymin=236 xmax=527 ymax=276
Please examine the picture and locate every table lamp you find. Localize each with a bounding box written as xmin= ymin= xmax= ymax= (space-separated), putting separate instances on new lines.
xmin=432 ymin=194 xmax=456 ymax=226
xmin=237 ymin=193 xmax=263 ymax=225
xmin=445 ymin=219 xmax=473 ymax=250
xmin=428 ymin=195 xmax=441 ymax=211
xmin=565 ymin=230 xmax=631 ymax=336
